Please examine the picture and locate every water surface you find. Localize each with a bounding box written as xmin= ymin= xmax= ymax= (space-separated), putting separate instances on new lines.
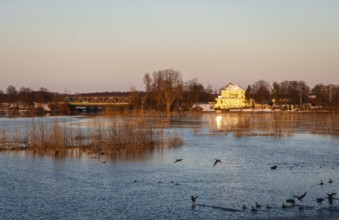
xmin=0 ymin=113 xmax=339 ymax=219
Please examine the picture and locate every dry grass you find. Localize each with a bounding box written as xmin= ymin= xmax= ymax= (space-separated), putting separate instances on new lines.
xmin=0 ymin=115 xmax=183 ymax=158
xmin=166 ymin=136 xmax=183 ymax=147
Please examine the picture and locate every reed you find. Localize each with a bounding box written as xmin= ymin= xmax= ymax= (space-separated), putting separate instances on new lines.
xmin=12 ymin=124 xmax=20 ymax=149
xmin=166 ymin=136 xmax=183 ymax=147
xmin=0 ymin=116 xmax=183 ymax=157
xmin=0 ymin=126 xmax=7 ymax=150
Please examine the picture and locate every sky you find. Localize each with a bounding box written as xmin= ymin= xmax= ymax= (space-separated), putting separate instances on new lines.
xmin=0 ymin=0 xmax=339 ymax=93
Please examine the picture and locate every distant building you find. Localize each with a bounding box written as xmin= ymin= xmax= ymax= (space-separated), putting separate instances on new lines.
xmin=34 ymin=103 xmax=51 ymax=111
xmin=214 ymin=83 xmax=248 ymax=110
xmin=192 ymin=102 xmax=215 ymax=112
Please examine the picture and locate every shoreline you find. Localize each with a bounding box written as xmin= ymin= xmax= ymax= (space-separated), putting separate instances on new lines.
xmin=0 ymin=109 xmax=339 ymax=118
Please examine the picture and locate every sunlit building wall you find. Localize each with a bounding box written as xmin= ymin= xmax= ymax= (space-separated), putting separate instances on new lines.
xmin=214 ymin=83 xmax=248 ymax=109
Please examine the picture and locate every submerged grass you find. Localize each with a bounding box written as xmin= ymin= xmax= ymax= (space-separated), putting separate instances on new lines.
xmin=0 ymin=115 xmax=183 ymax=157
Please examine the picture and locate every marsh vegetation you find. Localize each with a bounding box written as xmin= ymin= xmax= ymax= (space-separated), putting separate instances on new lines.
xmin=1 ymin=112 xmax=339 ymax=220
xmin=0 ymin=114 xmax=183 ymax=157
xmin=1 ymin=112 xmax=339 ymax=160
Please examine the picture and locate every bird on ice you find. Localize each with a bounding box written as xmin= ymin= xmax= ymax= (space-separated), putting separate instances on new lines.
xmin=270 ymin=165 xmax=278 ymax=170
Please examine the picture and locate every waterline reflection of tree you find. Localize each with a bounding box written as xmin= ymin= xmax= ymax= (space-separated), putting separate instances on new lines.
xmin=209 ymin=113 xmax=339 ymax=137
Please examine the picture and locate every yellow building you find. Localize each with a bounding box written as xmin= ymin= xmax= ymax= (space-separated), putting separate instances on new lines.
xmin=214 ymin=83 xmax=248 ymax=110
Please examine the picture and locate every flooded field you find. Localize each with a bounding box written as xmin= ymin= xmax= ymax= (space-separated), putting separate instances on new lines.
xmin=0 ymin=113 xmax=339 ymax=219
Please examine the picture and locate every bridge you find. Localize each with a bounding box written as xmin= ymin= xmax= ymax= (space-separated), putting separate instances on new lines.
xmin=63 ymin=96 xmax=131 ymax=107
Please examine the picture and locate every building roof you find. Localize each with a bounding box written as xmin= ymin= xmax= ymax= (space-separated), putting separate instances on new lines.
xmin=223 ymin=83 xmax=244 ymax=91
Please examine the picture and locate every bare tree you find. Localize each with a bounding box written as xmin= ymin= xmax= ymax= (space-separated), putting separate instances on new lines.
xmin=143 ymin=73 xmax=153 ymax=92
xmin=251 ymin=80 xmax=271 ymax=104
xmin=271 ymin=81 xmax=280 ymax=103
xmin=184 ymin=78 xmax=204 ymax=109
xmin=245 ymin=85 xmax=251 ymax=100
xmin=34 ymin=87 xmax=52 ymax=103
xmin=280 ymin=81 xmax=310 ymax=106
xmin=18 ymin=87 xmax=34 ymax=103
xmin=311 ymin=84 xmax=326 ymax=106
xmin=154 ymin=69 xmax=183 ymax=112
xmin=141 ymin=73 xmax=153 ymax=111
xmin=311 ymin=83 xmax=339 ymax=108
xmin=324 ymin=84 xmax=337 ymax=107
xmin=0 ymin=90 xmax=4 ymax=104
xmin=205 ymin=85 xmax=213 ymax=94
xmin=143 ymin=69 xmax=183 ymax=112
xmin=129 ymin=86 xmax=141 ymax=110
xmin=6 ymin=85 xmax=18 ymax=103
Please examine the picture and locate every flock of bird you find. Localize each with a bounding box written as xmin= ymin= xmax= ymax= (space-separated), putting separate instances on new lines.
xmin=173 ymin=158 xmax=337 ymax=213
xmin=174 ymin=158 xmax=221 ymax=167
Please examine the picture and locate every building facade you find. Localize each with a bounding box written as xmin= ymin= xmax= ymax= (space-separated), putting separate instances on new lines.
xmin=214 ymin=83 xmax=248 ymax=109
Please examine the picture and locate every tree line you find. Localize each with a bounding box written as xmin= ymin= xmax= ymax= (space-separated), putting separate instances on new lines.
xmin=1 ymin=68 xmax=339 ymax=113
xmin=0 ymin=86 xmax=61 ymax=104
xmin=132 ymin=70 xmax=339 ymax=111
xmin=129 ymin=69 xmax=215 ymax=112
xmin=246 ymin=80 xmax=339 ymax=108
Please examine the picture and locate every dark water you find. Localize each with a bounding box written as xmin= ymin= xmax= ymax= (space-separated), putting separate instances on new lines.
xmin=1 ymin=113 xmax=339 ymax=219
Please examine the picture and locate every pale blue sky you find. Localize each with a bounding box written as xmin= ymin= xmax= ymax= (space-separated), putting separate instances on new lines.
xmin=1 ymin=0 xmax=338 ymax=93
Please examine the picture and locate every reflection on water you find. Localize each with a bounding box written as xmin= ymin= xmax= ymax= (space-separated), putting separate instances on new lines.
xmin=1 ymin=147 xmax=161 ymax=163
xmin=1 ymin=113 xmax=339 ymax=219
xmin=1 ymin=113 xmax=339 ymax=160
xmin=208 ymin=112 xmax=339 ymax=137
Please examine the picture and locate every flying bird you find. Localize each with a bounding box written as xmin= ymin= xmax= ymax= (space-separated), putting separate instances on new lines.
xmin=191 ymin=195 xmax=199 ymax=203
xmin=327 ymin=193 xmax=337 ymax=205
xmin=327 ymin=193 xmax=337 ymax=197
xmin=213 ymin=159 xmax=222 ymax=167
xmin=293 ymin=192 xmax=307 ymax=201
xmin=174 ymin=159 xmax=183 ymax=163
